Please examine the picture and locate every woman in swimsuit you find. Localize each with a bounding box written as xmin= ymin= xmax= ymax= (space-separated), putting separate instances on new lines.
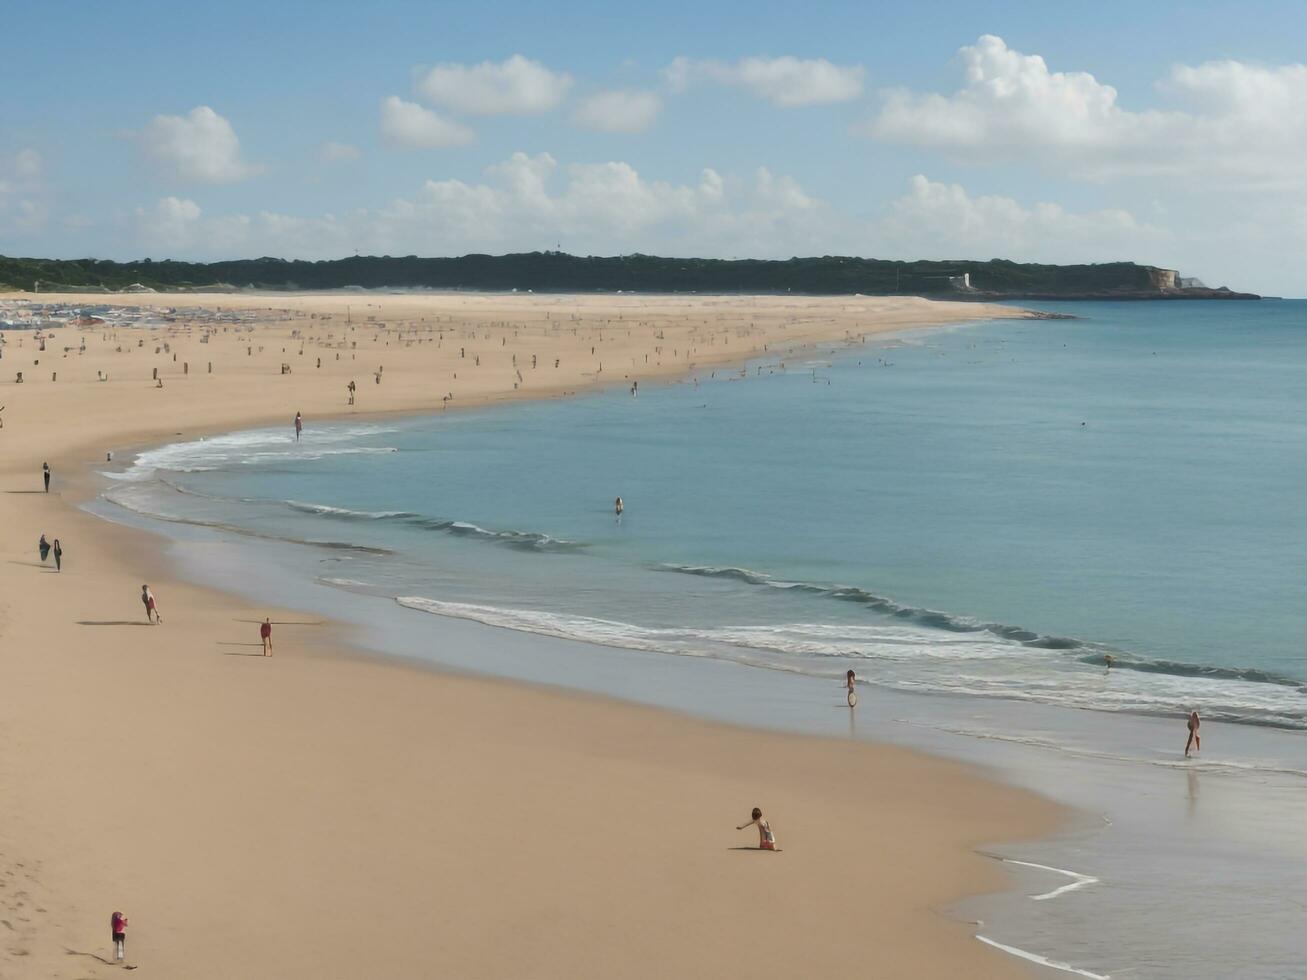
xmin=737 ymin=807 xmax=777 ymax=850
xmin=1185 ymin=710 xmax=1201 ymax=757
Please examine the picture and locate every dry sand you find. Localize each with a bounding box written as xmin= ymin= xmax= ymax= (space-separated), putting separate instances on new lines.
xmin=0 ymin=292 xmax=1059 ymax=978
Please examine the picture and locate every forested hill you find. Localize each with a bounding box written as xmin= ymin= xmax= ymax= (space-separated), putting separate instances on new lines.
xmin=0 ymin=253 xmax=1257 ymax=299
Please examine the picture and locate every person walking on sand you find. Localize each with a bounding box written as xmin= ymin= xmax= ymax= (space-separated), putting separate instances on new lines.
xmin=294 ymin=411 xmax=303 ymax=442
xmin=1185 ymin=710 xmax=1201 ymax=757
xmin=39 ymin=533 xmax=50 ymax=563
xmin=737 ymin=807 xmax=778 ymax=851
xmin=142 ymin=584 xmax=161 ymax=624
xmin=110 ymin=910 xmax=127 ymax=963
xmin=42 ymin=461 xmax=50 ymax=492
xmin=260 ymin=617 xmax=273 ymax=656
xmin=51 ymin=539 xmax=62 ymax=572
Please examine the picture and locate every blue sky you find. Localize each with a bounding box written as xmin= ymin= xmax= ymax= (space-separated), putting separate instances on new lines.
xmin=2 ymin=0 xmax=1305 ymax=293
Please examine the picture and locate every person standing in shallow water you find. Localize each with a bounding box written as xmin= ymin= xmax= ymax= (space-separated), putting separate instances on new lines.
xmin=52 ymin=539 xmax=62 ymax=571
xmin=614 ymin=496 xmax=624 ymax=518
xmin=294 ymin=411 xmax=303 ymax=442
xmin=42 ymin=461 xmax=50 ymax=492
xmin=1185 ymin=710 xmax=1201 ymax=757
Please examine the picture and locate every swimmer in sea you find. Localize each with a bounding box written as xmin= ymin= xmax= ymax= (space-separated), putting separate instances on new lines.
xmin=1185 ymin=710 xmax=1201 ymax=757
xmin=846 ymin=669 xmax=857 ymax=707
xmin=1104 ymin=653 xmax=1114 ymax=672
xmin=737 ymin=807 xmax=778 ymax=851
xmin=614 ymin=496 xmax=624 ymax=518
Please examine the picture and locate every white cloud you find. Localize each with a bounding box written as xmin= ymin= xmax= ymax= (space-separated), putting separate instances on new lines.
xmin=125 ymin=152 xmax=831 ymax=260
xmin=870 ymin=35 xmax=1307 ymax=186
xmin=666 ymin=55 xmax=864 ymax=106
xmin=0 ymin=147 xmax=48 ymax=236
xmin=135 ymin=196 xmax=203 ymax=248
xmin=880 ymin=175 xmax=1165 ymax=264
xmin=13 ymin=149 xmax=42 ymax=179
xmin=141 ymin=106 xmax=260 ymax=183
xmin=414 ymin=54 xmax=572 ymax=115
xmin=572 ymin=89 xmax=662 ymax=133
xmin=379 ymin=96 xmax=475 ymax=149
xmin=320 ymin=141 xmax=361 ymax=162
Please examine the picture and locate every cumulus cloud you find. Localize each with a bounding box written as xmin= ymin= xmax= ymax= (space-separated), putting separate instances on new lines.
xmin=379 ymin=96 xmax=475 ymax=148
xmin=870 ymin=35 xmax=1307 ymax=186
xmin=0 ymin=148 xmax=48 ymax=235
xmin=415 ymin=54 xmax=572 ymax=115
xmin=126 ymin=152 xmax=831 ymax=259
xmin=13 ymin=148 xmax=42 ymax=179
xmin=135 ymin=196 xmax=204 ymax=248
xmin=141 ymin=106 xmax=261 ymax=183
xmin=320 ymin=141 xmax=361 ymax=162
xmin=572 ymin=89 xmax=663 ymax=133
xmin=880 ymin=175 xmax=1165 ymax=263
xmin=665 ymin=55 xmax=864 ymax=106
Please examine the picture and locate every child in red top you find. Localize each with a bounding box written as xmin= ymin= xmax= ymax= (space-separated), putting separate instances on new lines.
xmin=111 ymin=911 xmax=127 ymax=962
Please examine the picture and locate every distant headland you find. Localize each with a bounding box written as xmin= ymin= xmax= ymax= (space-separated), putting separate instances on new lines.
xmin=0 ymin=252 xmax=1258 ymax=300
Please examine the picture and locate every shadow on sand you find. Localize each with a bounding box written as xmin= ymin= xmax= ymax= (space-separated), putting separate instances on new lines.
xmin=219 ymin=642 xmax=267 ymax=657
xmin=77 ymin=620 xmax=152 ymax=627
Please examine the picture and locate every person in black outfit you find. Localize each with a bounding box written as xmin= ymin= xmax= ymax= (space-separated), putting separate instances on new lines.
xmin=43 ymin=461 xmax=51 ymax=492
xmin=52 ymin=539 xmax=62 ymax=572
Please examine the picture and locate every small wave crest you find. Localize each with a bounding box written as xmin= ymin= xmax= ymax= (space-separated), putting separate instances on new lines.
xmin=109 ymin=424 xmax=400 ymax=481
xmin=1078 ymin=653 xmax=1307 ymax=692
xmin=660 ymin=563 xmax=1087 ymax=651
xmin=285 ymin=500 xmax=585 ymax=552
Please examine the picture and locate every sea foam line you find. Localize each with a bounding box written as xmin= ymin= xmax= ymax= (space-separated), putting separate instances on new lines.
xmin=1002 ymin=858 xmax=1099 ymax=901
xmin=975 ymin=935 xmax=1110 ymax=979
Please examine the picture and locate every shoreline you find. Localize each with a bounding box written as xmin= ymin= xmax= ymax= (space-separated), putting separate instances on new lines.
xmin=1 ymin=292 xmax=1064 ymax=979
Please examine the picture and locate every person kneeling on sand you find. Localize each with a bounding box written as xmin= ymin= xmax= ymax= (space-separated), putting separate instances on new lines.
xmin=737 ymin=807 xmax=778 ymax=851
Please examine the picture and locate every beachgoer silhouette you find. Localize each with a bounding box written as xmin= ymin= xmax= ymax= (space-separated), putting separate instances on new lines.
xmin=142 ymin=584 xmax=161 ymax=624
xmin=52 ymin=539 xmax=62 ymax=572
xmin=294 ymin=412 xmax=303 ymax=442
xmin=111 ymin=911 xmax=128 ymax=963
xmin=43 ymin=461 xmax=50 ymax=492
xmin=1185 ymin=710 xmax=1201 ymax=757
xmin=261 ymin=618 xmax=273 ymax=656
xmin=39 ymin=533 xmax=50 ymax=562
xmin=737 ymin=807 xmax=778 ymax=850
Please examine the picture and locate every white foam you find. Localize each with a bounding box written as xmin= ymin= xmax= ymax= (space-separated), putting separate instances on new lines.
xmin=976 ymin=935 xmax=1110 ymax=979
xmin=1002 ymin=859 xmax=1099 ymax=901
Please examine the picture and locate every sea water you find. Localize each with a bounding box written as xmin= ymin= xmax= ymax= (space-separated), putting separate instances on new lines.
xmin=93 ymin=299 xmax=1307 ymax=979
xmin=103 ymin=300 xmax=1307 ymax=728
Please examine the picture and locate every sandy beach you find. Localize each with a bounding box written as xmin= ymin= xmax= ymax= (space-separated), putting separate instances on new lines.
xmin=0 ymin=291 xmax=1060 ymax=979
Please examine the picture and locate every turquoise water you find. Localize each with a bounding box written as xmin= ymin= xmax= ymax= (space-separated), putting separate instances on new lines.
xmin=104 ymin=300 xmax=1307 ymax=728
